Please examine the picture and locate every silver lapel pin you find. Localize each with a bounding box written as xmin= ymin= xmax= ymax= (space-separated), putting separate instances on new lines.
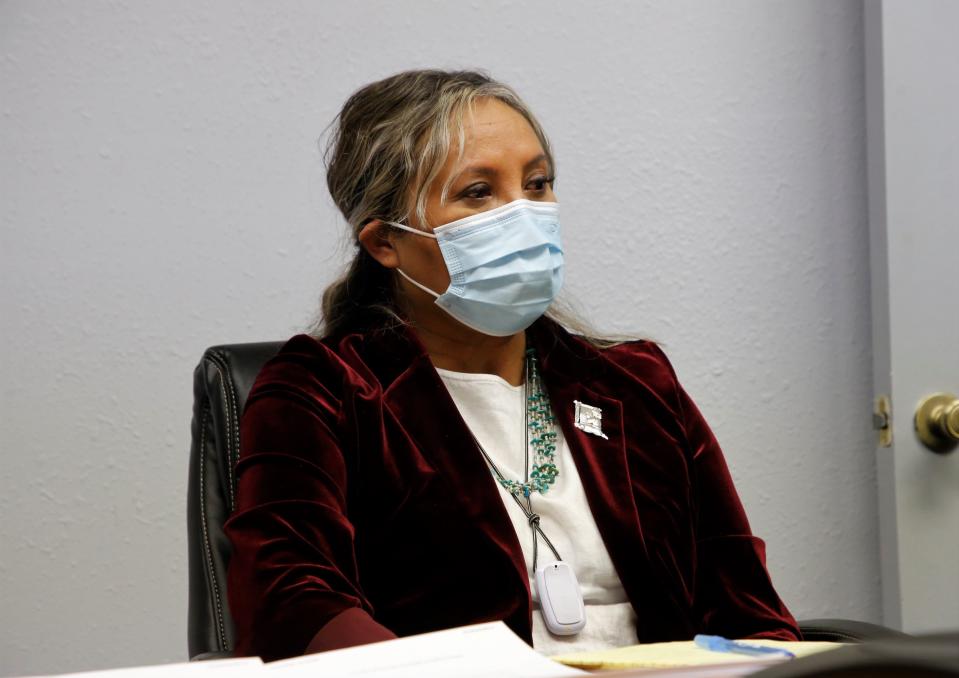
xmin=573 ymin=400 xmax=609 ymax=439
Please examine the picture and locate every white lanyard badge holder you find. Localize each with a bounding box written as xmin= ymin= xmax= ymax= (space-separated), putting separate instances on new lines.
xmin=536 ymin=561 xmax=586 ymax=635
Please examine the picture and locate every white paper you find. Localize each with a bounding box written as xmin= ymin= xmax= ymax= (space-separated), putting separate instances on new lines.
xmin=265 ymin=622 xmax=585 ymax=678
xmin=13 ymin=623 xmax=581 ymax=678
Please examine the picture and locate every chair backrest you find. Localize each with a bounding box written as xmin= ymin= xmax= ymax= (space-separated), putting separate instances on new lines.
xmin=187 ymin=341 xmax=283 ymax=660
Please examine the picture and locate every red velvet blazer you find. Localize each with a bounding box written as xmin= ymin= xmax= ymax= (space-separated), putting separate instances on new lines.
xmin=225 ymin=318 xmax=799 ymax=661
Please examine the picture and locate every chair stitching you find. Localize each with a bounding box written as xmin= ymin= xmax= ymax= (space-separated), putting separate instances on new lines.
xmin=211 ymin=362 xmax=235 ymax=510
xmin=223 ymin=361 xmax=241 ymax=508
xmin=198 ymin=403 xmax=228 ymax=650
xmin=210 ymin=358 xmax=237 ymax=511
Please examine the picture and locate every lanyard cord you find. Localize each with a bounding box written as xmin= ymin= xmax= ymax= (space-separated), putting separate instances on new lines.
xmin=468 ymin=349 xmax=563 ymax=570
xmin=473 ymin=437 xmax=563 ymax=568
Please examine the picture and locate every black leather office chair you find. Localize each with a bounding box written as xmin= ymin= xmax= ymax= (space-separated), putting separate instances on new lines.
xmin=188 ymin=341 xmax=284 ymax=661
xmin=186 ymin=341 xmax=906 ymax=661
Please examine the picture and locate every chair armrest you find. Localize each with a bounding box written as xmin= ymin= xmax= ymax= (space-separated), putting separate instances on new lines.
xmin=191 ymin=650 xmax=236 ymax=661
xmin=798 ymin=618 xmax=908 ymax=643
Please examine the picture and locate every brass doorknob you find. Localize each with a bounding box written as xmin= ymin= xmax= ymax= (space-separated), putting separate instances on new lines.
xmin=914 ymin=393 xmax=959 ymax=454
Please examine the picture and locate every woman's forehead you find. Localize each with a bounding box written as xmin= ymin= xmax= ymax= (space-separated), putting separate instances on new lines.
xmin=447 ymin=99 xmax=547 ymax=169
xmin=462 ymin=98 xmax=538 ymax=142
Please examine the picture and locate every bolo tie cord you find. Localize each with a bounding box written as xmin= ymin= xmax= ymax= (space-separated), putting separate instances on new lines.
xmin=522 ymin=351 xmax=561 ymax=569
xmin=469 ymin=349 xmax=563 ymax=571
xmin=474 ymin=440 xmax=563 ymax=569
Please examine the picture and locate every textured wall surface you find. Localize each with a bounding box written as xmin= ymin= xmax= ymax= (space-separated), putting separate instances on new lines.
xmin=0 ymin=1 xmax=878 ymax=675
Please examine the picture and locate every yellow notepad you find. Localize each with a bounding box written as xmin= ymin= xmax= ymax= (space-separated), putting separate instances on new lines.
xmin=551 ymin=639 xmax=843 ymax=670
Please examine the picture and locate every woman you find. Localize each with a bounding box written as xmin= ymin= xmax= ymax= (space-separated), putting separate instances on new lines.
xmin=224 ymin=69 xmax=799 ymax=662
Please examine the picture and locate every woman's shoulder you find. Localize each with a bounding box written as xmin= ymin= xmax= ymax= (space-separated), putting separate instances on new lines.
xmin=553 ymin=323 xmax=681 ymax=397
xmin=599 ymin=338 xmax=677 ymax=380
xmin=257 ymin=333 xmax=344 ymax=377
xmin=246 ymin=332 xmax=369 ymax=406
xmin=597 ymin=339 xmax=684 ymax=410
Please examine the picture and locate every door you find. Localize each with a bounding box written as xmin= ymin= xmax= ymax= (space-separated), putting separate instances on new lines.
xmin=865 ymin=0 xmax=959 ymax=633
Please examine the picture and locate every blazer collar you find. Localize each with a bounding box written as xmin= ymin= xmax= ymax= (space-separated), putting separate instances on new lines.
xmin=349 ymin=315 xmax=605 ymax=388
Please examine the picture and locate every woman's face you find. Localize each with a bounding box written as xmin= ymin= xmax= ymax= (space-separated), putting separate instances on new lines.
xmin=392 ymin=97 xmax=556 ymax=314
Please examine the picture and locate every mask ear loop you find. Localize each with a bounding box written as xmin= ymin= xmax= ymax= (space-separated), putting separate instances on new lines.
xmin=396 ymin=268 xmax=441 ymax=298
xmin=383 ymin=221 xmax=444 ymax=298
xmin=384 ymin=221 xmax=438 ymax=239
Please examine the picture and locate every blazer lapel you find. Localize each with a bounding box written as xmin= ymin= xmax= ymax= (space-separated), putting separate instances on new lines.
xmin=370 ymin=335 xmax=533 ymax=637
xmin=530 ymin=321 xmax=647 ymax=561
xmin=531 ymin=320 xmax=696 ymax=640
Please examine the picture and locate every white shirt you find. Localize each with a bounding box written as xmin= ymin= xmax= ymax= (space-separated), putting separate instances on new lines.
xmin=437 ymin=367 xmax=638 ymax=656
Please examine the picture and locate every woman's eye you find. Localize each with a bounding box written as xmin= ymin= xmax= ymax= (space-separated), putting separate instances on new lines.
xmin=526 ymin=175 xmax=554 ymax=193
xmin=460 ymin=183 xmax=491 ymax=200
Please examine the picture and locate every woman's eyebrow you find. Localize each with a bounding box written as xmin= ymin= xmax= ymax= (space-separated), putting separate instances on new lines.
xmin=523 ymin=153 xmax=549 ymax=171
xmin=454 ymin=165 xmax=497 ymax=181
xmin=451 ymin=154 xmax=551 ymax=184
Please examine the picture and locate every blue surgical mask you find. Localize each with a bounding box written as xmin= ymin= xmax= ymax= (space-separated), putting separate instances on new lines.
xmin=386 ymin=199 xmax=564 ymax=337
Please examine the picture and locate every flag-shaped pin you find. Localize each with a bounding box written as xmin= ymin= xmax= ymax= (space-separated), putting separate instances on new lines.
xmin=573 ymin=400 xmax=608 ymax=440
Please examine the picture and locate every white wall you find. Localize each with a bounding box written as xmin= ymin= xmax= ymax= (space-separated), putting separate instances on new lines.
xmin=0 ymin=1 xmax=878 ymax=675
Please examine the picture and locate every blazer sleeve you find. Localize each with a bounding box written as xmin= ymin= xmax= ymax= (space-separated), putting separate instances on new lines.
xmin=224 ymin=357 xmax=396 ymax=661
xmin=653 ymin=346 xmax=801 ymax=641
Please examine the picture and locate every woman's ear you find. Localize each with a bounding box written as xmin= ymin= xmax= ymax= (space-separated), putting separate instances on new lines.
xmin=358 ymin=220 xmax=400 ymax=269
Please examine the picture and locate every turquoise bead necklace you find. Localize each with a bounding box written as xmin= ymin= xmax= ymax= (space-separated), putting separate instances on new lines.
xmin=470 ymin=345 xmax=564 ymax=570
xmin=493 ymin=347 xmax=559 ymax=499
